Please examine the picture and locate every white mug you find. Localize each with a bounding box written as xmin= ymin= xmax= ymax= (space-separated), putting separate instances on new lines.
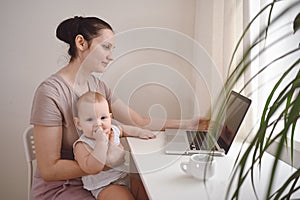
xmin=180 ymin=154 xmax=216 ymax=180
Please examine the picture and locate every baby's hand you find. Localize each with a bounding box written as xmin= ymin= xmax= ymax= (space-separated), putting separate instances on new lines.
xmin=108 ymin=130 xmax=116 ymax=144
xmin=93 ymin=127 xmax=108 ymax=143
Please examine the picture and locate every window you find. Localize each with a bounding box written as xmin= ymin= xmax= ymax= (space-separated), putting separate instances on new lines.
xmin=248 ymin=0 xmax=300 ymax=166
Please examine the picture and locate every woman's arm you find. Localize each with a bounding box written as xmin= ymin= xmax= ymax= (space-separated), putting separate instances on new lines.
xmin=34 ymin=125 xmax=87 ymax=181
xmin=111 ymin=99 xmax=210 ymax=131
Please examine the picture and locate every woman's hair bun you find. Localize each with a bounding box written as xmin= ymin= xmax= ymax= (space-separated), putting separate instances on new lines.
xmin=55 ymin=16 xmax=113 ymax=59
xmin=56 ymin=16 xmax=82 ymax=44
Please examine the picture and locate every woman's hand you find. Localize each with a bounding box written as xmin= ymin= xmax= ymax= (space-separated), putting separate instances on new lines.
xmin=185 ymin=116 xmax=210 ymax=130
xmin=120 ymin=125 xmax=156 ymax=139
xmin=136 ymin=127 xmax=157 ymax=139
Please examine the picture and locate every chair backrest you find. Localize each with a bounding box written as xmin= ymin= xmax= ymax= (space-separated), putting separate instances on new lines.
xmin=23 ymin=126 xmax=35 ymax=200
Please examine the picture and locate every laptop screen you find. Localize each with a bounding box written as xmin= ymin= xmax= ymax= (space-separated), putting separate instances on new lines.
xmin=217 ymin=91 xmax=251 ymax=154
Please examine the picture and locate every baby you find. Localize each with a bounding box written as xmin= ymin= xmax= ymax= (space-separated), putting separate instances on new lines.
xmin=73 ymin=91 xmax=131 ymax=199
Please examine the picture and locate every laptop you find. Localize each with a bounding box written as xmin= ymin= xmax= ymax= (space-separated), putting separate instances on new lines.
xmin=164 ymin=91 xmax=251 ymax=156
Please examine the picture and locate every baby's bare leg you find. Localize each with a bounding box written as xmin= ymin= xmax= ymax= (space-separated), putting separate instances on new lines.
xmin=98 ymin=184 xmax=134 ymax=200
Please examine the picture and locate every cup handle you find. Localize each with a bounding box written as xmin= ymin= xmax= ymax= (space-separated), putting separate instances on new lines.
xmin=180 ymin=162 xmax=189 ymax=174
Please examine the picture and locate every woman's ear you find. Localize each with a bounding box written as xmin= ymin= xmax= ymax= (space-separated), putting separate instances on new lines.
xmin=75 ymin=34 xmax=88 ymax=51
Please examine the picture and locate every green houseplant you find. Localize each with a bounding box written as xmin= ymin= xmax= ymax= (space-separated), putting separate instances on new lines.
xmin=217 ymin=0 xmax=300 ymax=199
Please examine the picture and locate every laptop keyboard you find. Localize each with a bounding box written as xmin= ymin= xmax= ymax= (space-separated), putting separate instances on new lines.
xmin=186 ymin=130 xmax=208 ymax=150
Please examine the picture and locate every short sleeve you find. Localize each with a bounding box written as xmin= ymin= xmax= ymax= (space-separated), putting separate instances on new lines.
xmin=30 ymin=81 xmax=63 ymax=126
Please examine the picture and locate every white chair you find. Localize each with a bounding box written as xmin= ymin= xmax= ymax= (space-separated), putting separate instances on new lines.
xmin=23 ymin=126 xmax=35 ymax=200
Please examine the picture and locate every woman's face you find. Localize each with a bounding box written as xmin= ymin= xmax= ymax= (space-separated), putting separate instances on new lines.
xmin=82 ymin=29 xmax=115 ymax=73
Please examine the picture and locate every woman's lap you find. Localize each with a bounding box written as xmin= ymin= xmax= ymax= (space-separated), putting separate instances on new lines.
xmin=32 ymin=176 xmax=95 ymax=200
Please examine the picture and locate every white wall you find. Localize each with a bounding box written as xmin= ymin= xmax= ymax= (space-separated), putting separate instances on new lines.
xmin=0 ymin=0 xmax=199 ymax=199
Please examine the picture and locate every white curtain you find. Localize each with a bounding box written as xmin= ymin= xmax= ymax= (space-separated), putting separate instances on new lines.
xmin=194 ymin=0 xmax=248 ymax=79
xmin=193 ymin=0 xmax=252 ymax=138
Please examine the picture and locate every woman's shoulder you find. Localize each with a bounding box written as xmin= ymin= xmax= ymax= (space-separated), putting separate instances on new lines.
xmin=38 ymin=74 xmax=66 ymax=88
xmin=35 ymin=74 xmax=71 ymax=96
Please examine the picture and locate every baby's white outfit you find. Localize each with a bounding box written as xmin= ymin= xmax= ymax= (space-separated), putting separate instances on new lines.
xmin=73 ymin=125 xmax=128 ymax=198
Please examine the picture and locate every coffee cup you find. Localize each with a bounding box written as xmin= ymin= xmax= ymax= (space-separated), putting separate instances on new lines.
xmin=180 ymin=154 xmax=216 ymax=180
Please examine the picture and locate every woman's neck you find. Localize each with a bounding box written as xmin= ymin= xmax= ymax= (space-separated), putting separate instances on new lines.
xmin=58 ymin=59 xmax=91 ymax=96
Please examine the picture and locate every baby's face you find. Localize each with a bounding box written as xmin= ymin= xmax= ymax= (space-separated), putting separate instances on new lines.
xmin=77 ymin=100 xmax=112 ymax=137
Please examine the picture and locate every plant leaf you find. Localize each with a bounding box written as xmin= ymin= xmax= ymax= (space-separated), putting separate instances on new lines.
xmin=293 ymin=12 xmax=300 ymax=34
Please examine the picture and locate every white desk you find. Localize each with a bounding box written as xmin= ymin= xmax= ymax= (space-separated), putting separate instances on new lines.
xmin=126 ymin=132 xmax=300 ymax=200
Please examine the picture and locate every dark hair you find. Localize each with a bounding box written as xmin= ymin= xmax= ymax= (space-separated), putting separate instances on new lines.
xmin=56 ymin=16 xmax=113 ymax=60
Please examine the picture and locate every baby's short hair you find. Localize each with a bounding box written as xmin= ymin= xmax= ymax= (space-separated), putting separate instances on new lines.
xmin=77 ymin=91 xmax=106 ymax=105
xmin=75 ymin=91 xmax=108 ymax=116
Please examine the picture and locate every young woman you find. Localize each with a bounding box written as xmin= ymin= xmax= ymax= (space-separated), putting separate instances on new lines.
xmin=30 ymin=16 xmax=209 ymax=199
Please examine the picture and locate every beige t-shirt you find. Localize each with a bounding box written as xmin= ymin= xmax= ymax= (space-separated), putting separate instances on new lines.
xmin=30 ymin=73 xmax=113 ymax=160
